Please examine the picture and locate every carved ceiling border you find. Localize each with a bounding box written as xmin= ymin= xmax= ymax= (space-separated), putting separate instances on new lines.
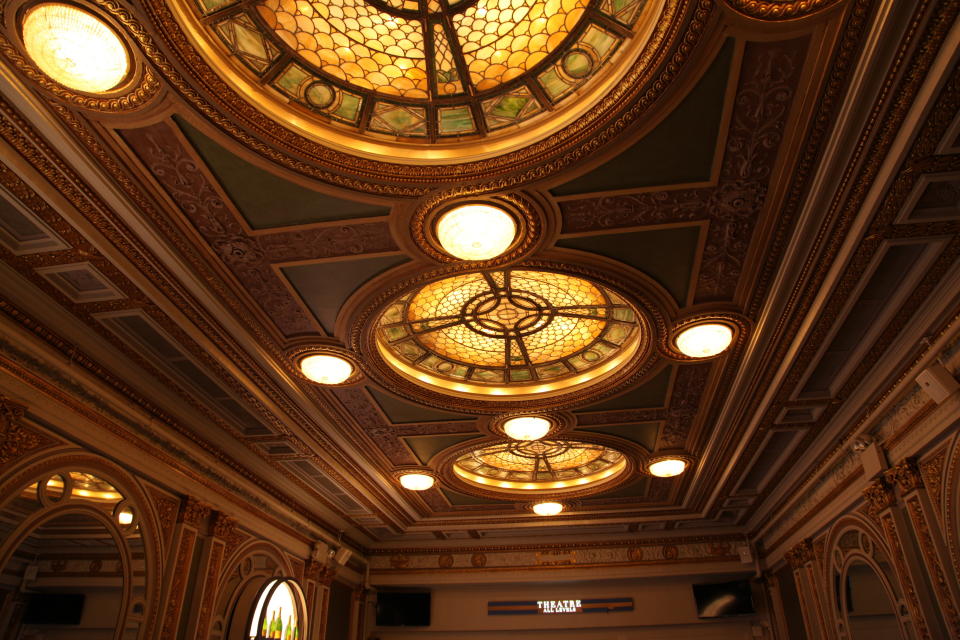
xmin=722 ymin=0 xmax=845 ymax=19
xmin=736 ymin=0 xmax=960 ymax=527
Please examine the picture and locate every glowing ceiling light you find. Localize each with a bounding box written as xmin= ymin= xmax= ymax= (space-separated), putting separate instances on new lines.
xmin=117 ymin=507 xmax=134 ymax=526
xmin=21 ymin=3 xmax=130 ymax=93
xmin=648 ymin=458 xmax=687 ymax=478
xmin=435 ymin=204 xmax=516 ymax=261
xmin=399 ymin=473 xmax=435 ymax=491
xmin=502 ymin=416 xmax=551 ymax=441
xmin=675 ymin=323 xmax=733 ymax=358
xmin=532 ymin=501 xmax=563 ymax=516
xmin=300 ymin=354 xmax=353 ymax=384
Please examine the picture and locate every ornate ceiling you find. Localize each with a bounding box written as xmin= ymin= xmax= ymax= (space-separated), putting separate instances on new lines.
xmin=0 ymin=0 xmax=957 ymax=555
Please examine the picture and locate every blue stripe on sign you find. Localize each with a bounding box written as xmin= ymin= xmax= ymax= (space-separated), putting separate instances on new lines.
xmin=488 ymin=609 xmax=540 ymax=615
xmin=581 ymin=598 xmax=633 ymax=605
xmin=489 ymin=601 xmax=539 ymax=606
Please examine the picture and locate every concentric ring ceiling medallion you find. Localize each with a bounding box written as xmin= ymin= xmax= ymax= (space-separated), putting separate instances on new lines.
xmin=374 ymin=268 xmax=646 ymax=402
xmin=175 ymin=0 xmax=667 ymax=160
xmin=452 ymin=439 xmax=627 ymax=494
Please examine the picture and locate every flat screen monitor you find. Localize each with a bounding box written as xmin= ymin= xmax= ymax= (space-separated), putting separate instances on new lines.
xmin=22 ymin=593 xmax=86 ymax=625
xmin=692 ymin=579 xmax=755 ymax=618
xmin=376 ymin=591 xmax=430 ymax=627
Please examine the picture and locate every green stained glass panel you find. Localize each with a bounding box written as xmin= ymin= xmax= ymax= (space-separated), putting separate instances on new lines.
xmin=333 ymin=93 xmax=362 ymax=122
xmin=274 ymin=64 xmax=312 ymax=98
xmin=197 ymin=0 xmax=238 ymax=15
xmin=538 ymin=68 xmax=574 ymax=101
xmin=438 ymin=106 xmax=476 ymax=135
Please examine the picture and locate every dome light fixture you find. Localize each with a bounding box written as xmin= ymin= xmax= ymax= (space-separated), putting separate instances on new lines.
xmin=116 ymin=506 xmax=134 ymax=526
xmin=532 ymin=501 xmax=563 ymax=516
xmin=299 ymin=353 xmax=354 ymax=385
xmin=435 ymin=204 xmax=517 ymax=261
xmin=398 ymin=472 xmax=435 ymax=491
xmin=674 ymin=322 xmax=734 ymax=358
xmin=647 ymin=457 xmax=688 ymax=478
xmin=21 ymin=3 xmax=130 ymax=93
xmin=502 ymin=416 xmax=552 ymax=441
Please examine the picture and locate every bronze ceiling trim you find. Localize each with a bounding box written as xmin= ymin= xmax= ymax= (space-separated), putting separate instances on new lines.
xmin=718 ymin=0 xmax=960 ymax=525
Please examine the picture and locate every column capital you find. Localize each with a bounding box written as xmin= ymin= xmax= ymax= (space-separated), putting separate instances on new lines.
xmin=886 ymin=458 xmax=923 ymax=493
xmin=862 ymin=477 xmax=896 ymax=516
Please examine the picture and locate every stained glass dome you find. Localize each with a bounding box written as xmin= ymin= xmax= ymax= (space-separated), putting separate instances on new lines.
xmin=184 ymin=0 xmax=663 ymax=146
xmin=452 ymin=439 xmax=627 ymax=493
xmin=375 ymin=269 xmax=644 ymax=399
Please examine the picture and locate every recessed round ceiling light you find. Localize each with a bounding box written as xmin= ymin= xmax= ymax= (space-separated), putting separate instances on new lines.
xmin=299 ymin=354 xmax=354 ymax=385
xmin=435 ymin=204 xmax=517 ymax=261
xmin=502 ymin=416 xmax=552 ymax=441
xmin=532 ymin=501 xmax=563 ymax=516
xmin=21 ymin=3 xmax=130 ymax=93
xmin=674 ymin=323 xmax=734 ymax=358
xmin=116 ymin=506 xmax=134 ymax=526
xmin=398 ymin=473 xmax=435 ymax=491
xmin=648 ymin=458 xmax=687 ymax=478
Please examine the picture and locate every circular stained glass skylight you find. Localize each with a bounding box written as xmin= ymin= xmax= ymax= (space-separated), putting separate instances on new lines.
xmin=453 ymin=439 xmax=626 ymax=494
xmin=375 ymin=268 xmax=644 ymax=399
xmin=188 ymin=0 xmax=663 ymax=142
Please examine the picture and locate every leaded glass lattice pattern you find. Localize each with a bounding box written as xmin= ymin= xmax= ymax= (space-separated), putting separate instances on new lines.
xmin=376 ymin=269 xmax=642 ymax=395
xmin=453 ymin=439 xmax=626 ymax=491
xmin=198 ymin=0 xmax=659 ymax=139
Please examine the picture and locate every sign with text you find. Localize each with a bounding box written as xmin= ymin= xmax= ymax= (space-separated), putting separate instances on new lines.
xmin=488 ymin=598 xmax=633 ymax=615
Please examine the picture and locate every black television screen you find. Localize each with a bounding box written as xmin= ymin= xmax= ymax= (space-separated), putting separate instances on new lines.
xmin=692 ymin=580 xmax=755 ymax=618
xmin=376 ymin=591 xmax=430 ymax=627
xmin=22 ymin=593 xmax=85 ymax=625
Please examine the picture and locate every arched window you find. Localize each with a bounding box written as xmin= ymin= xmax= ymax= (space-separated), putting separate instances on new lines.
xmin=248 ymin=578 xmax=306 ymax=640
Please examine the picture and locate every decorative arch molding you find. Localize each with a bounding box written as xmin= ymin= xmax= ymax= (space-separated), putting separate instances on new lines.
xmin=823 ymin=515 xmax=913 ymax=640
xmin=944 ymin=432 xmax=960 ymax=587
xmin=0 ymin=452 xmax=165 ymax=639
xmin=213 ymin=541 xmax=300 ymax=640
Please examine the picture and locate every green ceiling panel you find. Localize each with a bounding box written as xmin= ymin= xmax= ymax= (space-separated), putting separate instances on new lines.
xmin=577 ymin=422 xmax=660 ymax=450
xmin=557 ymin=225 xmax=700 ymax=305
xmin=551 ymin=38 xmax=733 ymax=196
xmin=441 ymin=488 xmax=513 ymax=506
xmin=283 ymin=255 xmax=408 ymax=333
xmin=371 ymin=388 xmax=475 ymax=424
xmin=175 ymin=117 xmax=389 ymax=228
xmin=577 ymin=366 xmax=672 ymax=413
xmin=403 ymin=433 xmax=482 ymax=465
xmin=593 ymin=477 xmax=648 ymax=500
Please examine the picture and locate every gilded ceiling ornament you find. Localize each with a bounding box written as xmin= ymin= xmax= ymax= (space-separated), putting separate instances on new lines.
xmin=186 ymin=0 xmax=660 ymax=143
xmin=374 ymin=268 xmax=645 ymax=400
xmin=452 ymin=438 xmax=627 ymax=495
xmin=721 ymin=0 xmax=845 ymax=19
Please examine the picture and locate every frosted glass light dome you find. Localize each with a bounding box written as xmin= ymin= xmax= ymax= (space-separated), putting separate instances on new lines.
xmin=648 ymin=458 xmax=687 ymax=477
xmin=22 ymin=3 xmax=130 ymax=93
xmin=399 ymin=473 xmax=435 ymax=490
xmin=675 ymin=323 xmax=733 ymax=358
xmin=502 ymin=416 xmax=551 ymax=441
xmin=532 ymin=501 xmax=563 ymax=516
xmin=299 ymin=354 xmax=354 ymax=384
xmin=436 ymin=204 xmax=516 ymax=260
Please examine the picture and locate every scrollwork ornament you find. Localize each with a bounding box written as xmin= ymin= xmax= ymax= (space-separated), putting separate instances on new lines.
xmin=886 ymin=459 xmax=923 ymax=494
xmin=179 ymin=497 xmax=211 ymax=527
xmin=862 ymin=478 xmax=896 ymax=517
xmin=722 ymin=0 xmax=845 ymax=19
xmin=786 ymin=538 xmax=813 ymax=568
xmin=0 ymin=396 xmax=53 ymax=464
